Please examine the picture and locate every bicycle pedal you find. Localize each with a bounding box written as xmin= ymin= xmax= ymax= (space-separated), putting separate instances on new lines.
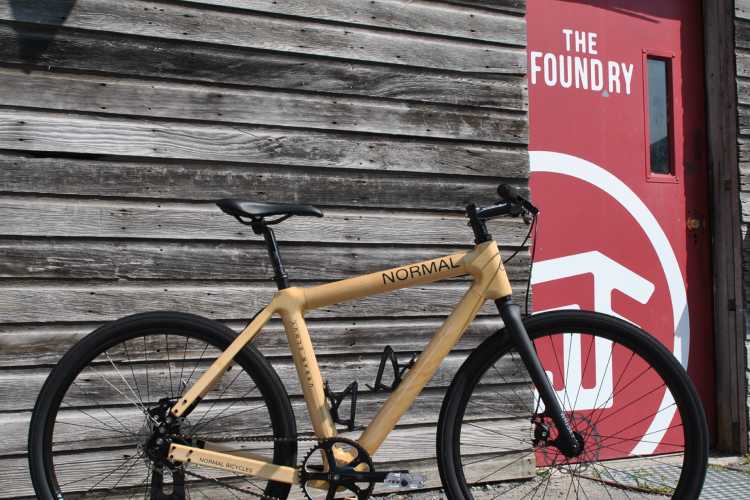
xmin=383 ymin=472 xmax=426 ymax=489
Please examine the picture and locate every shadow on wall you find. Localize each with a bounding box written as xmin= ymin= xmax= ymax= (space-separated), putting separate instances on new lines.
xmin=8 ymin=0 xmax=77 ymax=62
xmin=559 ymin=0 xmax=662 ymax=23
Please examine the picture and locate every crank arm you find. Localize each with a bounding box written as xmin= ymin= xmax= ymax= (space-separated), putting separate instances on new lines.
xmin=304 ymin=470 xmax=406 ymax=483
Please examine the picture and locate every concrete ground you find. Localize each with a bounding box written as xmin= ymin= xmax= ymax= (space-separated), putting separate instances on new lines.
xmin=374 ymin=455 xmax=750 ymax=499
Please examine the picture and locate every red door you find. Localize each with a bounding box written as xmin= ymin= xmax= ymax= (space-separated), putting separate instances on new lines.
xmin=527 ymin=0 xmax=715 ymax=447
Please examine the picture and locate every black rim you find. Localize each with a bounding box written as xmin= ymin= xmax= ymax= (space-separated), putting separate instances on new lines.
xmin=449 ymin=314 xmax=705 ymax=499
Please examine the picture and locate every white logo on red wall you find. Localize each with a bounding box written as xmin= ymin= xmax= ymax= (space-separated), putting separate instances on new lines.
xmin=530 ymin=151 xmax=689 ymax=456
xmin=529 ymin=28 xmax=634 ymax=96
xmin=534 ymin=251 xmax=655 ymax=411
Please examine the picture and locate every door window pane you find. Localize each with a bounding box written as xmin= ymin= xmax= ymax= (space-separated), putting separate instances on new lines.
xmin=647 ymin=57 xmax=672 ymax=175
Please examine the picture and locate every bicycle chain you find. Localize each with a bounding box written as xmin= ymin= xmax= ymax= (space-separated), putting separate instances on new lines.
xmin=181 ymin=467 xmax=280 ymax=500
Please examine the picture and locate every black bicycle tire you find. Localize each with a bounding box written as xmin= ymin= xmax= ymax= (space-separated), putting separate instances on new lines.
xmin=28 ymin=310 xmax=298 ymax=500
xmin=437 ymin=309 xmax=708 ymax=499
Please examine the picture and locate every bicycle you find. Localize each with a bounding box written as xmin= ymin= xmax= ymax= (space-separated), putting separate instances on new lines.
xmin=28 ymin=185 xmax=708 ymax=499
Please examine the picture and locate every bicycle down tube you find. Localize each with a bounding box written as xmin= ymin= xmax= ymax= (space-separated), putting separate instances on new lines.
xmin=166 ymin=239 xmax=574 ymax=483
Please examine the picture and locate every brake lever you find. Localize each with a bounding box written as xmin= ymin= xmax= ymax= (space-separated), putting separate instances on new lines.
xmin=500 ymin=199 xmax=534 ymax=225
xmin=506 ymin=202 xmax=523 ymax=217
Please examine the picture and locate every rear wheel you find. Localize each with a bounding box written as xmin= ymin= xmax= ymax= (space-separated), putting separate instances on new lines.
xmin=437 ymin=310 xmax=708 ymax=499
xmin=28 ymin=311 xmax=297 ymax=499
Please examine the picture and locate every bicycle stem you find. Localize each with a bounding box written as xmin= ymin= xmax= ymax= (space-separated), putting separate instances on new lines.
xmin=496 ymin=297 xmax=582 ymax=457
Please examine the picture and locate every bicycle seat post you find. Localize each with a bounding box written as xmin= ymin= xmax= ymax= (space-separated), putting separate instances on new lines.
xmin=250 ymin=219 xmax=289 ymax=290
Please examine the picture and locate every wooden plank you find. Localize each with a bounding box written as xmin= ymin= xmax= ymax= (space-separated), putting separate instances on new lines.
xmin=0 ymin=153 xmax=516 ymax=210
xmin=0 ymin=23 xmax=526 ymax=110
xmin=706 ymin=0 xmax=748 ymax=453
xmin=738 ymin=18 xmax=750 ymax=50
xmin=737 ymin=49 xmax=750 ymax=78
xmin=736 ymin=105 xmax=750 ymax=136
xmin=0 ymin=0 xmax=526 ymax=73
xmin=175 ymin=0 xmax=526 ymax=46
xmin=0 ymin=197 xmax=531 ymax=246
xmin=739 ymin=161 xmax=750 ymax=191
xmin=738 ymin=136 xmax=750 ymax=162
xmin=0 ymin=350 xmax=529 ymax=411
xmin=0 ymin=280 xmax=528 ymax=324
xmin=0 ymin=110 xmax=528 ymax=175
xmin=738 ymin=0 xmax=750 ymax=20
xmin=0 ymin=384 xmax=531 ymax=455
xmin=0 ymin=420 xmax=532 ymax=498
xmin=0 ymin=316 xmax=504 ymax=367
xmin=737 ymin=78 xmax=750 ymax=106
xmin=0 ymin=238 xmax=529 ymax=281
xmin=4 ymin=391 xmax=531 ymax=452
xmin=0 ymin=69 xmax=526 ymax=143
xmin=444 ymin=0 xmax=525 ymax=14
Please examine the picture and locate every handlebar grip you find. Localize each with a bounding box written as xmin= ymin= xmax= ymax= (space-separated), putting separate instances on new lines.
xmin=497 ymin=184 xmax=539 ymax=215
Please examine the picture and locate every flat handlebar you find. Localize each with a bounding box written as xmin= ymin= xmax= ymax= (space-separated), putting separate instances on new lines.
xmin=465 ymin=185 xmax=538 ymax=243
xmin=470 ymin=185 xmax=538 ymax=222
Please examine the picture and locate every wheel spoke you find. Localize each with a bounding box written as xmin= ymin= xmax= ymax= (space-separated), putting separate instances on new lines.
xmin=40 ymin=328 xmax=282 ymax=499
xmin=452 ymin=317 xmax=705 ymax=500
xmin=85 ymin=363 xmax=151 ymax=419
xmin=65 ymin=389 xmax=140 ymax=437
xmin=165 ymin=334 xmax=176 ymax=399
xmin=104 ymin=352 xmax=152 ymax=417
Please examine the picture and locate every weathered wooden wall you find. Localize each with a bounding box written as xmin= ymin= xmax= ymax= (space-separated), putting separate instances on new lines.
xmin=703 ymin=0 xmax=748 ymax=453
xmin=0 ymin=0 xmax=528 ymax=497
xmin=736 ymin=0 xmax=750 ymax=452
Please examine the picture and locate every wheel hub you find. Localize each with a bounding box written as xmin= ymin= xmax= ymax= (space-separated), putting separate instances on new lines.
xmin=533 ymin=414 xmax=587 ymax=458
xmin=535 ymin=414 xmax=600 ymax=464
xmin=144 ymin=398 xmax=182 ymax=464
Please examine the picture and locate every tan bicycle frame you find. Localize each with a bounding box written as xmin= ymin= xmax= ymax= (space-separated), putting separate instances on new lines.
xmin=167 ymin=240 xmax=513 ymax=484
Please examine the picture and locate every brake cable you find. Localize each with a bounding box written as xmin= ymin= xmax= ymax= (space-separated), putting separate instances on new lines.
xmin=525 ymin=214 xmax=539 ymax=317
xmin=499 ymin=211 xmax=537 ymax=317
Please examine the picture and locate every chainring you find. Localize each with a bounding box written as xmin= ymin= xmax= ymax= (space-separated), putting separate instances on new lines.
xmin=299 ymin=437 xmax=376 ymax=500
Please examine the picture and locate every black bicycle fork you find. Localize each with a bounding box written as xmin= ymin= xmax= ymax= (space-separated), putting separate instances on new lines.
xmin=496 ymin=297 xmax=582 ymax=457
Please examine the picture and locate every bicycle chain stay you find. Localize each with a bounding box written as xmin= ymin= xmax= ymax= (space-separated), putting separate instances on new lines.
xmin=71 ymin=432 xmax=326 ymax=500
xmin=167 ymin=432 xmax=332 ymax=500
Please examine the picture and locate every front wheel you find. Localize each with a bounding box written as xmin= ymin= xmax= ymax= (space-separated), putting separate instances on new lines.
xmin=437 ymin=310 xmax=708 ymax=499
